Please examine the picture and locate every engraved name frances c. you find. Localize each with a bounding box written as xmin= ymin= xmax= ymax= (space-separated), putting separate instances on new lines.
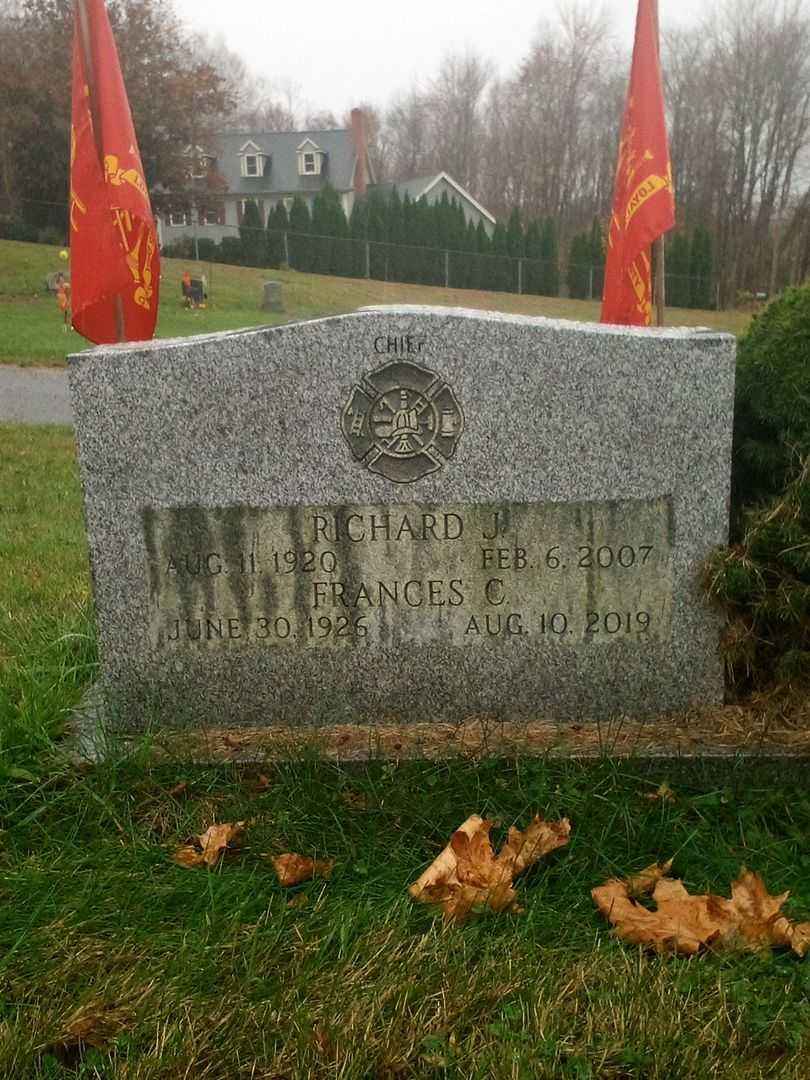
xmin=341 ymin=359 xmax=464 ymax=483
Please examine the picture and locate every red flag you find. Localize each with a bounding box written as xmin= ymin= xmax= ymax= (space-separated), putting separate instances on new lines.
xmin=601 ymin=0 xmax=675 ymax=326
xmin=70 ymin=0 xmax=159 ymax=344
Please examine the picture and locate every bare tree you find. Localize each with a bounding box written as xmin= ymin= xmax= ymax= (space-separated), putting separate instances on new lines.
xmin=701 ymin=0 xmax=810 ymax=297
xmin=384 ymin=89 xmax=433 ymax=180
xmin=481 ymin=5 xmax=618 ymax=236
xmin=187 ymin=31 xmax=297 ymax=131
xmin=424 ymin=52 xmax=493 ymax=192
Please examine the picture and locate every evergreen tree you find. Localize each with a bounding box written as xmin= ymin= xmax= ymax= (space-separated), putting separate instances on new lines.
xmin=690 ymin=226 xmax=713 ymax=309
xmin=475 ymin=221 xmax=491 ymax=253
xmin=432 ymin=202 xmax=448 ymax=285
xmin=524 ymin=220 xmax=542 ymax=294
xmin=666 ymin=231 xmax=691 ymax=308
xmin=266 ymin=201 xmax=288 ymax=268
xmin=436 ymin=191 xmax=453 ymax=251
xmin=366 ymin=191 xmax=387 ymax=279
xmin=589 ymin=217 xmax=604 ymax=301
xmin=331 ymin=189 xmax=351 ymax=277
xmin=567 ymin=233 xmax=591 ymax=299
xmin=349 ymin=198 xmax=369 ymax=278
xmin=539 ymin=217 xmax=559 ymax=297
xmin=385 ymin=186 xmax=404 ymax=282
xmin=310 ymin=184 xmax=349 ymax=276
xmin=489 ymin=222 xmax=510 ymax=292
xmin=309 ymin=190 xmax=329 ymax=275
xmin=411 ymin=197 xmax=438 ymax=285
xmin=288 ymin=196 xmax=311 ymax=271
xmin=506 ymin=205 xmax=524 ymax=282
xmin=461 ymin=219 xmax=478 ymax=290
xmin=445 ymin=199 xmax=467 ymax=288
xmin=451 ymin=199 xmax=467 ymax=250
xmin=239 ymin=199 xmax=264 ymax=267
xmin=500 ymin=207 xmax=522 ymax=292
xmin=474 ymin=219 xmax=491 ymax=291
xmin=399 ymin=192 xmax=416 ymax=283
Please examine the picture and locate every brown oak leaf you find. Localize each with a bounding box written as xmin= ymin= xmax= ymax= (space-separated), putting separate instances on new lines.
xmin=625 ymin=859 xmax=673 ymax=897
xmin=593 ymin=863 xmax=810 ymax=956
xmin=340 ymin=789 xmax=369 ymax=809
xmin=271 ymin=853 xmax=335 ymax=886
xmin=172 ymin=821 xmax=245 ymax=868
xmin=643 ymin=782 xmax=676 ymax=804
xmin=46 ymin=1001 xmax=131 ymax=1067
xmin=409 ymin=814 xmax=571 ymax=923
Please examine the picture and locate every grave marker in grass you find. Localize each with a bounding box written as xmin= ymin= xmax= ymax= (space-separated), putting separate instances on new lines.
xmin=67 ymin=306 xmax=735 ymax=736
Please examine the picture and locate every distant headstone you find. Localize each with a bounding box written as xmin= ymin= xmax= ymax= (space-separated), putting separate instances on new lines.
xmin=68 ymin=307 xmax=735 ymax=732
xmin=261 ymin=281 xmax=283 ymax=311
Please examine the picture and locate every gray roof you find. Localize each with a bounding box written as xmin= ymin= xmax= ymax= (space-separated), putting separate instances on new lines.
xmin=211 ymin=128 xmax=357 ymax=196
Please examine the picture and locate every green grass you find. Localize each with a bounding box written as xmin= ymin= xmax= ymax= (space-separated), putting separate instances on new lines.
xmin=3 ymin=752 xmax=810 ymax=1078
xmin=3 ymin=434 xmax=810 ymax=1079
xmin=0 ymin=239 xmax=753 ymax=366
xmin=0 ymin=425 xmax=94 ymax=778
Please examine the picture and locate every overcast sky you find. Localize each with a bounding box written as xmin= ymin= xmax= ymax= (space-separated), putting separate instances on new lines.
xmin=171 ymin=0 xmax=709 ymax=121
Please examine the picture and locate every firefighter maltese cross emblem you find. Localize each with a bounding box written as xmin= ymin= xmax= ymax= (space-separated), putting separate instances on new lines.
xmin=341 ymin=360 xmax=464 ymax=483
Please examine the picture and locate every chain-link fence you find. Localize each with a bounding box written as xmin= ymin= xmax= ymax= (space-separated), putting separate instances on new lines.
xmin=161 ymin=221 xmax=719 ymax=311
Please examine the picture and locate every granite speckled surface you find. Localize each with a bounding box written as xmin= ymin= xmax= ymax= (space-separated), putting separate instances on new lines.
xmin=68 ymin=306 xmax=736 ymax=729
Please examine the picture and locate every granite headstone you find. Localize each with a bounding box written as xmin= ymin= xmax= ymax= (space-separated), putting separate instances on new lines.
xmin=68 ymin=306 xmax=735 ymax=731
xmin=261 ymin=281 xmax=283 ymax=312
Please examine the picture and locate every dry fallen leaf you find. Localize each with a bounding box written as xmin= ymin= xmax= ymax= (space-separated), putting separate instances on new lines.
xmin=313 ymin=1024 xmax=332 ymax=1059
xmin=172 ymin=821 xmax=245 ymax=868
xmin=271 ymin=853 xmax=335 ymax=886
xmin=168 ymin=781 xmax=188 ymax=798
xmin=46 ymin=999 xmax=132 ymax=1067
xmin=409 ymin=813 xmax=571 ymax=922
xmin=593 ymin=863 xmax=810 ymax=956
xmin=625 ymin=859 xmax=673 ymax=897
xmin=341 ymin=789 xmax=369 ymax=809
xmin=256 ymin=774 xmax=271 ymax=791
xmin=643 ymin=782 xmax=676 ymax=803
xmin=173 ymin=844 xmax=204 ymax=868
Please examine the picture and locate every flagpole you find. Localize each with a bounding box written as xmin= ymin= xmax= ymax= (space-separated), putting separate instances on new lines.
xmin=74 ymin=0 xmax=126 ymax=342
xmin=651 ymin=0 xmax=666 ymax=326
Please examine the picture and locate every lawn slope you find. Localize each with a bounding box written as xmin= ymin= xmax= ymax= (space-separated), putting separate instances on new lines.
xmin=0 ymin=239 xmax=751 ymax=366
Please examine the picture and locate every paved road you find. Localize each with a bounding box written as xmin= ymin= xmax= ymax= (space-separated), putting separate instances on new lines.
xmin=0 ymin=366 xmax=72 ymax=424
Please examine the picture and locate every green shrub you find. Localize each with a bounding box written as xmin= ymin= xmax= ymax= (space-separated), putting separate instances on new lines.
xmin=217 ymin=236 xmax=244 ymax=264
xmin=709 ymin=285 xmax=810 ymax=690
xmin=161 ymin=237 xmax=193 ymax=259
xmin=732 ymin=285 xmax=810 ymax=531
xmin=706 ymin=456 xmax=810 ymax=688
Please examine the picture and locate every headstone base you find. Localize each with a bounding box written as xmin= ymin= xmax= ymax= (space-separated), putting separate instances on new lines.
xmin=65 ymin=685 xmax=804 ymax=764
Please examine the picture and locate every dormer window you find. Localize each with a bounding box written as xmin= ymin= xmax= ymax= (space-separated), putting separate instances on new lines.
xmin=239 ymin=140 xmax=266 ymax=178
xmin=297 ymin=138 xmax=323 ymax=176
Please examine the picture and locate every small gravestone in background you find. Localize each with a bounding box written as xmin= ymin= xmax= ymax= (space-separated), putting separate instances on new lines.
xmin=261 ymin=281 xmax=283 ymax=312
xmin=68 ymin=307 xmax=735 ymax=733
